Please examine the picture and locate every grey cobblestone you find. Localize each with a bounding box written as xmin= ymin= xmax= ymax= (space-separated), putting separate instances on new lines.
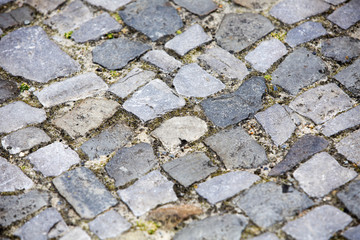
xmin=285 ymin=21 xmax=327 ymax=47
xmin=334 ymin=58 xmax=360 ymax=97
xmin=141 ymin=50 xmax=182 ymax=73
xmin=173 ymin=0 xmax=217 ymax=16
xmin=327 ymin=0 xmax=360 ymax=29
xmin=321 ymin=37 xmax=360 ymax=63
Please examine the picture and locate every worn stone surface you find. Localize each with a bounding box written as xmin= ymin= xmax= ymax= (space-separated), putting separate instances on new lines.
xmin=0 ymin=79 xmax=19 ymax=104
xmin=84 ymin=0 xmax=131 ymax=11
xmin=327 ymin=0 xmax=360 ymax=29
xmin=173 ymin=63 xmax=225 ymax=97
xmin=334 ymin=58 xmax=360 ymax=97
xmin=24 ymin=0 xmax=66 ymax=14
xmin=269 ymin=135 xmax=329 ymax=176
xmin=0 ymin=13 xmax=17 ymax=30
xmin=119 ymin=0 xmax=183 ymax=41
xmin=0 ymin=26 xmax=80 ymax=83
xmin=233 ymin=0 xmax=278 ymax=10
xmin=215 ymin=13 xmax=274 ymax=53
xmin=173 ymin=0 xmax=217 ymax=16
xmin=117 ymin=170 xmax=178 ymax=216
xmin=325 ymin=0 xmax=346 ymax=4
xmin=141 ymin=50 xmax=182 ymax=73
xmin=343 ymin=225 xmax=360 ymax=240
xmin=336 ymin=129 xmax=360 ymax=166
xmin=162 ymin=152 xmax=217 ymax=187
xmin=0 ymin=6 xmax=34 ymax=29
xmin=196 ymin=171 xmax=260 ymax=204
xmin=123 ymin=79 xmax=185 ymax=122
xmin=338 ymin=180 xmax=360 ymax=219
xmin=205 ymin=127 xmax=268 ymax=169
xmin=235 ymin=182 xmax=314 ymax=228
xmin=53 ymin=98 xmax=119 ymax=138
xmin=272 ymin=47 xmax=326 ymax=95
xmin=106 ymin=143 xmax=157 ymax=187
xmin=53 ymin=167 xmax=118 ymax=219
xmin=201 ymin=77 xmax=266 ymax=127
xmin=294 ymin=152 xmax=357 ymax=198
xmin=285 ymin=21 xmax=327 ymax=47
xmin=250 ymin=233 xmax=279 ymax=240
xmin=282 ymin=205 xmax=352 ymax=240
xmin=321 ymin=37 xmax=360 ymax=63
xmin=59 ymin=227 xmax=90 ymax=240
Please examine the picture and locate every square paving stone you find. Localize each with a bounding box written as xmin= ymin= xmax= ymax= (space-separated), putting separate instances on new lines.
xmin=343 ymin=225 xmax=360 ymax=240
xmin=119 ymin=0 xmax=183 ymax=41
xmin=173 ymin=0 xmax=217 ymax=16
xmin=215 ymin=13 xmax=274 ymax=53
xmin=53 ymin=167 xmax=118 ymax=219
xmin=204 ymin=126 xmax=268 ymax=169
xmin=106 ymin=143 xmax=157 ymax=187
xmin=293 ymin=152 xmax=357 ymax=198
xmin=233 ymin=0 xmax=278 ymax=10
xmin=59 ymin=227 xmax=90 ymax=240
xmin=0 ymin=26 xmax=80 ymax=83
xmin=117 ymin=170 xmax=178 ymax=216
xmin=235 ymin=182 xmax=314 ymax=228
xmin=282 ymin=205 xmax=352 ymax=240
xmin=173 ymin=63 xmax=225 ymax=97
xmin=123 ymin=79 xmax=185 ymax=122
xmin=84 ymin=0 xmax=131 ymax=11
xmin=24 ymin=0 xmax=66 ymax=14
xmin=162 ymin=152 xmax=218 ymax=187
xmin=0 ymin=79 xmax=19 ymax=104
xmin=327 ymin=0 xmax=360 ymax=29
xmin=336 ymin=129 xmax=360 ymax=166
xmin=165 ymin=24 xmax=212 ymax=56
xmin=270 ymin=0 xmax=330 ymax=25
xmin=285 ymin=21 xmax=327 ymax=47
xmin=334 ymin=58 xmax=360 ymax=97
xmin=141 ymin=50 xmax=182 ymax=73
xmin=196 ymin=171 xmax=260 ymax=204
xmin=338 ymin=180 xmax=360 ymax=219
xmin=250 ymin=233 xmax=279 ymax=240
xmin=92 ymin=38 xmax=150 ymax=70
xmin=245 ymin=39 xmax=287 ymax=73
xmin=272 ymin=47 xmax=326 ymax=95
xmin=321 ymin=37 xmax=360 ymax=63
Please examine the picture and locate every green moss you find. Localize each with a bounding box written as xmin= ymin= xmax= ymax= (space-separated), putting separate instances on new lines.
xmin=107 ymin=33 xmax=114 ymax=39
xmin=64 ymin=31 xmax=73 ymax=39
xmin=271 ymin=31 xmax=287 ymax=42
xmin=20 ymin=83 xmax=30 ymax=92
xmin=136 ymin=220 xmax=160 ymax=235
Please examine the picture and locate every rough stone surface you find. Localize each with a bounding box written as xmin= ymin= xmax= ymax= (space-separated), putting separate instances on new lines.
xmin=201 ymin=77 xmax=266 ymax=127
xmin=269 ymin=135 xmax=329 ymax=176
xmin=334 ymin=58 xmax=360 ymax=97
xmin=196 ymin=171 xmax=260 ymax=204
xmin=325 ymin=0 xmax=346 ymax=4
xmin=215 ymin=13 xmax=274 ymax=52
xmin=294 ymin=152 xmax=357 ymax=198
xmin=270 ymin=0 xmax=330 ymax=24
xmin=338 ymin=180 xmax=360 ymax=219
xmin=53 ymin=167 xmax=118 ymax=219
xmin=24 ymin=0 xmax=66 ymax=14
xmin=119 ymin=0 xmax=183 ymax=41
xmin=204 ymin=127 xmax=268 ymax=169
xmin=173 ymin=0 xmax=217 ymax=16
xmin=272 ymin=47 xmax=326 ymax=95
xmin=162 ymin=152 xmax=217 ymax=187
xmin=336 ymin=129 xmax=360 ymax=166
xmin=106 ymin=143 xmax=157 ymax=187
xmin=282 ymin=205 xmax=352 ymax=240
xmin=285 ymin=21 xmax=327 ymax=47
xmin=0 ymin=79 xmax=18 ymax=104
xmin=173 ymin=63 xmax=225 ymax=97
xmin=235 ymin=182 xmax=314 ymax=228
xmin=245 ymin=39 xmax=287 ymax=73
xmin=1 ymin=127 xmax=51 ymax=154
xmin=255 ymin=104 xmax=295 ymax=146
xmin=327 ymin=0 xmax=360 ymax=29
xmin=233 ymin=0 xmax=278 ymax=10
xmin=321 ymin=37 xmax=360 ymax=63
xmin=343 ymin=225 xmax=360 ymax=240
xmin=117 ymin=170 xmax=178 ymax=216
xmin=84 ymin=0 xmax=131 ymax=11
xmin=0 ymin=101 xmax=46 ymax=134
xmin=123 ymin=79 xmax=185 ymax=122
xmin=141 ymin=50 xmax=182 ymax=73
xmin=35 ymin=72 xmax=108 ymax=108
xmin=53 ymin=98 xmax=119 ymax=138
xmin=0 ymin=26 xmax=80 ymax=83
xmin=60 ymin=227 xmax=90 ymax=240
xmin=0 ymin=6 xmax=34 ymax=29
xmin=0 ymin=13 xmax=17 ymax=30
xmin=250 ymin=233 xmax=279 ymax=240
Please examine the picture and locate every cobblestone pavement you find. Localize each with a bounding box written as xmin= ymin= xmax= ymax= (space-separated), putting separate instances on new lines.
xmin=1 ymin=0 xmax=360 ymax=239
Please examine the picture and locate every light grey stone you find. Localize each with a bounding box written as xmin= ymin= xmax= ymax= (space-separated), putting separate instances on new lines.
xmin=109 ymin=68 xmax=156 ymax=98
xmin=60 ymin=227 xmax=90 ymax=240
xmin=1 ymin=127 xmax=50 ymax=154
xmin=245 ymin=39 xmax=287 ymax=73
xmin=27 ymin=142 xmax=80 ymax=177
xmin=0 ymin=101 xmax=46 ymax=134
xmin=141 ymin=50 xmax=182 ymax=73
xmin=24 ymin=0 xmax=66 ymax=14
xmin=173 ymin=0 xmax=217 ymax=16
xmin=89 ymin=210 xmax=131 ymax=239
xmin=123 ymin=79 xmax=185 ymax=122
xmin=47 ymin=221 xmax=69 ymax=239
xmin=84 ymin=0 xmax=131 ymax=11
xmin=336 ymin=129 xmax=360 ymax=166
xmin=53 ymin=167 xmax=118 ymax=219
xmin=321 ymin=37 xmax=360 ymax=63
xmin=173 ymin=63 xmax=225 ymax=97
xmin=285 ymin=21 xmax=327 ymax=47
xmin=0 ymin=0 xmax=12 ymax=6
xmin=343 ymin=225 xmax=360 ymax=240
xmin=327 ymin=0 xmax=360 ymax=29
xmin=162 ymin=152 xmax=218 ymax=187
xmin=0 ymin=28 xmax=3 ymax=35
xmin=165 ymin=24 xmax=211 ymax=56
xmin=117 ymin=170 xmax=178 ymax=216
xmin=325 ymin=0 xmax=346 ymax=4
xmin=250 ymin=233 xmax=279 ymax=240
xmin=204 ymin=127 xmax=268 ymax=169
xmin=233 ymin=0 xmax=278 ymax=10
xmin=35 ymin=72 xmax=108 ymax=108
xmin=0 ymin=26 xmax=80 ymax=83
xmin=282 ymin=205 xmax=352 ymax=240
xmin=293 ymin=152 xmax=357 ymax=198
xmin=196 ymin=171 xmax=260 ymax=204
xmin=337 ymin=180 xmax=360 ymax=219
xmin=334 ymin=59 xmax=360 ymax=97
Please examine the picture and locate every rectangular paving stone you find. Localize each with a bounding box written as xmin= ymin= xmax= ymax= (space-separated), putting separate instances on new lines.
xmin=321 ymin=37 xmax=360 ymax=63
xmin=53 ymin=167 xmax=118 ymax=219
xmin=24 ymin=0 xmax=66 ymax=14
xmin=336 ymin=129 xmax=360 ymax=166
xmin=173 ymin=0 xmax=217 ymax=16
xmin=334 ymin=58 xmax=360 ymax=97
xmin=337 ymin=180 xmax=360 ymax=219
xmin=327 ymin=0 xmax=360 ymax=29
xmin=285 ymin=21 xmax=327 ymax=47
xmin=84 ymin=0 xmax=131 ymax=11
xmin=60 ymin=227 xmax=91 ymax=240
xmin=141 ymin=50 xmax=182 ymax=73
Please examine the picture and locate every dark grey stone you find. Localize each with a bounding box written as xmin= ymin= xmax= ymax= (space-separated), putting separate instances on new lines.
xmin=24 ymin=0 xmax=66 ymax=14
xmin=343 ymin=225 xmax=360 ymax=240
xmin=215 ymin=13 xmax=274 ymax=53
xmin=52 ymin=167 xmax=118 ymax=219
xmin=93 ymin=38 xmax=150 ymax=70
xmin=201 ymin=77 xmax=266 ymax=127
xmin=338 ymin=180 xmax=360 ymax=219
xmin=84 ymin=0 xmax=131 ymax=11
xmin=334 ymin=59 xmax=360 ymax=97
xmin=59 ymin=227 xmax=90 ymax=240
xmin=235 ymin=182 xmax=314 ymax=228
xmin=272 ymin=47 xmax=326 ymax=95
xmin=0 ymin=6 xmax=34 ymax=29
xmin=173 ymin=0 xmax=217 ymax=16
xmin=269 ymin=135 xmax=329 ymax=176
xmin=0 ymin=26 xmax=80 ymax=83
xmin=285 ymin=21 xmax=327 ymax=47
xmin=336 ymin=129 xmax=360 ymax=166
xmin=204 ymin=127 xmax=268 ymax=169
xmin=327 ymin=0 xmax=360 ymax=29
xmin=321 ymin=37 xmax=360 ymax=63
xmin=106 ymin=143 xmax=157 ymax=187
xmin=141 ymin=50 xmax=182 ymax=73
xmin=119 ymin=0 xmax=183 ymax=41
xmin=173 ymin=214 xmax=248 ymax=240
xmin=0 ymin=13 xmax=17 ymax=29
xmin=0 ymin=79 xmax=19 ymax=104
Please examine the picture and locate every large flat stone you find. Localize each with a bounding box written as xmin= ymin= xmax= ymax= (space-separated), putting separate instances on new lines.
xmin=337 ymin=180 xmax=360 ymax=219
xmin=0 ymin=79 xmax=19 ymax=104
xmin=204 ymin=127 xmax=268 ymax=169
xmin=53 ymin=167 xmax=118 ymax=219
xmin=327 ymin=0 xmax=360 ymax=29
xmin=141 ymin=50 xmax=182 ymax=73
xmin=334 ymin=58 xmax=360 ymax=97
xmin=24 ymin=0 xmax=66 ymax=14
xmin=343 ymin=225 xmax=360 ymax=240
xmin=173 ymin=0 xmax=217 ymax=16
xmin=84 ymin=0 xmax=131 ymax=11
xmin=336 ymin=129 xmax=360 ymax=166
xmin=0 ymin=26 xmax=80 ymax=83
xmin=285 ymin=21 xmax=327 ymax=47
xmin=59 ymin=227 xmax=90 ymax=240
xmin=321 ymin=37 xmax=360 ymax=63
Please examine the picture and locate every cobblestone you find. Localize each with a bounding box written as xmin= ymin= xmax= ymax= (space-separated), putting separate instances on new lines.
xmin=343 ymin=225 xmax=360 ymax=240
xmin=0 ymin=79 xmax=18 ymax=104
xmin=334 ymin=58 xmax=360 ymax=97
xmin=336 ymin=129 xmax=360 ymax=166
xmin=141 ymin=50 xmax=182 ymax=73
xmin=285 ymin=21 xmax=327 ymax=47
xmin=321 ymin=37 xmax=360 ymax=63
xmin=84 ymin=0 xmax=131 ymax=11
xmin=24 ymin=0 xmax=66 ymax=14
xmin=59 ymin=227 xmax=90 ymax=240
xmin=327 ymin=0 xmax=360 ymax=29
xmin=337 ymin=180 xmax=360 ymax=219
xmin=173 ymin=0 xmax=217 ymax=16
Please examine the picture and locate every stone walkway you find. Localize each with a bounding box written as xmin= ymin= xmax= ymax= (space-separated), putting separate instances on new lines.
xmin=1 ymin=0 xmax=360 ymax=239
